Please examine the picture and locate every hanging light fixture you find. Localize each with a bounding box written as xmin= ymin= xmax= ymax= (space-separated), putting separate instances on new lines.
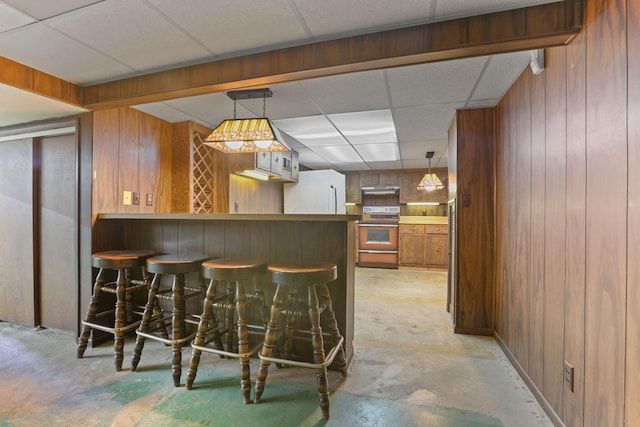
xmin=417 ymin=151 xmax=444 ymax=191
xmin=204 ymin=88 xmax=290 ymax=153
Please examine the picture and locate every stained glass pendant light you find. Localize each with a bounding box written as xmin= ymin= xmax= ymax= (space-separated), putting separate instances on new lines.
xmin=417 ymin=151 xmax=444 ymax=191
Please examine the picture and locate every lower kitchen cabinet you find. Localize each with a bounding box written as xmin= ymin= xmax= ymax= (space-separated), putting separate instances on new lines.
xmin=399 ymin=223 xmax=448 ymax=268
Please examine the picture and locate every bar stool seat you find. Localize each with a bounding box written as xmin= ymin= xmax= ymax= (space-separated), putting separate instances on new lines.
xmin=130 ymin=253 xmax=209 ymax=387
xmin=186 ymin=258 xmax=269 ymax=403
xmin=77 ymin=249 xmax=155 ymax=371
xmin=254 ymin=261 xmax=348 ymax=419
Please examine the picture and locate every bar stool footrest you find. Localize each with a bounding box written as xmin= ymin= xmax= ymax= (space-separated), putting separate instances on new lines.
xmin=81 ymin=319 xmax=141 ymax=334
xmin=259 ymin=336 xmax=344 ymax=369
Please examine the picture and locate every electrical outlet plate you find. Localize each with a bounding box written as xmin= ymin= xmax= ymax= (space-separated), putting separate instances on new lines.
xmin=133 ymin=192 xmax=140 ymax=205
xmin=123 ymin=191 xmax=132 ymax=205
xmin=564 ymin=361 xmax=574 ymax=392
xmin=146 ymin=193 xmax=153 ymax=206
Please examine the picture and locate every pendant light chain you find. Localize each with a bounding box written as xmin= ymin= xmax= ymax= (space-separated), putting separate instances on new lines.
xmin=262 ymin=93 xmax=267 ymax=118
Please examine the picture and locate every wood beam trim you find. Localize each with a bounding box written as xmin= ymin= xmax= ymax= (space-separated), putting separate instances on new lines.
xmin=81 ymin=0 xmax=581 ymax=109
xmin=0 ymin=57 xmax=82 ymax=106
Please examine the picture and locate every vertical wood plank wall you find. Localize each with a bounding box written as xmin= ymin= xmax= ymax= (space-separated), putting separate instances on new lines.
xmin=494 ymin=0 xmax=638 ymax=425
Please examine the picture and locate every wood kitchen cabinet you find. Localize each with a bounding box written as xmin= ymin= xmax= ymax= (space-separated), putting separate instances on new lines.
xmin=399 ymin=222 xmax=448 ymax=268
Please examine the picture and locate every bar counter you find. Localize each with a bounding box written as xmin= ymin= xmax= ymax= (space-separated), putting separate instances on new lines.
xmin=93 ymin=213 xmax=359 ymax=367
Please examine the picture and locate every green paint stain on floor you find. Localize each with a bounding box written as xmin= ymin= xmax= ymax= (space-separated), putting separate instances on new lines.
xmin=2 ymin=366 xmax=504 ymax=427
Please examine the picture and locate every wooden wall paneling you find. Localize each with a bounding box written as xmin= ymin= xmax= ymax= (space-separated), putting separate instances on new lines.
xmin=584 ymin=0 xmax=628 ymax=425
xmin=92 ymin=109 xmax=120 ymax=215
xmin=176 ymin=220 xmax=206 ymax=254
xmin=118 ymin=108 xmax=139 ymax=214
xmin=563 ymin=27 xmax=587 ymax=427
xmin=78 ymin=113 xmax=95 ymax=334
xmin=529 ymin=67 xmax=547 ymax=390
xmin=515 ymin=70 xmax=532 ymax=372
xmin=170 ymin=122 xmax=191 ymax=213
xmin=0 ymin=137 xmax=35 ymax=326
xmin=160 ymin=220 xmax=179 ymax=256
xmin=494 ymin=95 xmax=508 ymax=342
xmin=138 ymin=112 xmax=171 ymax=213
xmin=455 ymin=108 xmax=495 ymax=334
xmin=542 ymin=46 xmax=567 ymax=418
xmin=203 ymin=221 xmax=225 ymax=259
xmin=626 ymin=0 xmax=640 ymax=424
xmin=507 ymin=85 xmax=518 ymax=347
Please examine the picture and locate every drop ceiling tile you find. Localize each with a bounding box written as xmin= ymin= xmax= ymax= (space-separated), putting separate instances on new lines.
xmin=0 ymin=23 xmax=134 ymax=84
xmin=388 ymin=57 xmax=487 ymax=107
xmin=2 ymin=0 xmax=103 ymax=20
xmin=293 ymin=0 xmax=434 ymax=38
xmin=162 ymin=92 xmax=255 ymax=128
xmin=147 ymin=0 xmax=309 ymax=56
xmin=434 ymin=0 xmax=561 ymax=21
xmin=471 ymin=52 xmax=530 ymax=101
xmin=300 ymin=70 xmax=390 ymax=114
xmin=48 ymin=0 xmax=211 ymax=75
xmin=402 ymin=159 xmax=430 ymax=169
xmin=398 ymin=140 xmax=448 ymax=160
xmin=334 ymin=162 xmax=371 ymax=171
xmin=354 ymin=143 xmax=400 ymax=162
xmin=296 ymin=147 xmax=330 ymax=166
xmin=0 ymin=2 xmax=35 ymax=32
xmin=235 ymin=84 xmax=322 ymax=120
xmin=311 ymin=145 xmax=363 ymax=164
xmin=328 ymin=110 xmax=397 ymax=144
xmin=393 ymin=104 xmax=463 ymax=141
xmin=132 ymin=103 xmax=198 ymax=125
xmin=274 ymin=116 xmax=347 ymax=147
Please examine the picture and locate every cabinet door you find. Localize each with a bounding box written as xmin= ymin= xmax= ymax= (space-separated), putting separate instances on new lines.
xmin=256 ymin=152 xmax=271 ymax=171
xmin=399 ymin=233 xmax=426 ymax=265
xmin=346 ymin=173 xmax=361 ymax=204
xmin=270 ymin=152 xmax=283 ymax=176
xmin=425 ymin=234 xmax=448 ymax=266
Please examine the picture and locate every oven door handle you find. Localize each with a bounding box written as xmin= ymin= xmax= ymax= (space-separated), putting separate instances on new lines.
xmin=358 ymin=224 xmax=399 ymax=227
xmin=358 ymin=249 xmax=399 ymax=254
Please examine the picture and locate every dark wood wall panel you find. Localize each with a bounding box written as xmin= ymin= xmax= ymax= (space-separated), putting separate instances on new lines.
xmin=452 ymin=108 xmax=495 ymax=334
xmin=528 ymin=70 xmax=546 ymax=389
xmin=92 ymin=109 xmax=120 ymax=216
xmin=584 ymin=0 xmax=628 ymax=425
xmin=542 ymin=46 xmax=567 ymax=418
xmin=563 ymin=26 xmax=587 ymax=427
xmin=514 ymin=71 xmax=532 ymax=372
xmin=494 ymin=0 xmax=636 ymax=425
xmin=626 ymin=0 xmax=640 ymax=425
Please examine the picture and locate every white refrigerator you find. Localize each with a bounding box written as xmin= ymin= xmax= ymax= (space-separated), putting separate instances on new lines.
xmin=284 ymin=169 xmax=346 ymax=214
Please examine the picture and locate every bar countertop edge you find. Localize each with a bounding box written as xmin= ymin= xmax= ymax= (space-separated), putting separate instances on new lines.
xmin=97 ymin=213 xmax=360 ymax=221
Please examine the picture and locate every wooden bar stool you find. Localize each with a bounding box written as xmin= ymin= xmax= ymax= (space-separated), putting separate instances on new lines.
xmin=254 ymin=262 xmax=348 ymax=419
xmin=77 ymin=249 xmax=155 ymax=371
xmin=185 ymin=258 xmax=269 ymax=403
xmin=130 ymin=253 xmax=209 ymax=387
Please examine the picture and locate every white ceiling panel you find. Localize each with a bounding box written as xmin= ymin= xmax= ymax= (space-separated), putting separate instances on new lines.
xmin=394 ymin=104 xmax=463 ymax=142
xmin=293 ymin=0 xmax=435 ymax=38
xmin=471 ymin=51 xmax=531 ymax=101
xmin=48 ymin=0 xmax=211 ymax=74
xmin=434 ymin=0 xmax=561 ymax=21
xmin=311 ymin=145 xmax=363 ymax=164
xmin=388 ymin=57 xmax=488 ymax=107
xmin=2 ymin=0 xmax=103 ymax=20
xmin=354 ymin=143 xmax=400 ymax=162
xmin=296 ymin=147 xmax=330 ymax=166
xmin=148 ymin=0 xmax=309 ymax=56
xmin=398 ymin=140 xmax=448 ymax=160
xmin=299 ymin=70 xmax=390 ymax=114
xmin=0 ymin=23 xmax=135 ymax=83
xmin=367 ymin=160 xmax=405 ymax=170
xmin=0 ymin=1 xmax=34 ymax=32
xmin=132 ymin=102 xmax=199 ymax=125
xmin=274 ymin=116 xmax=347 ymax=147
xmin=333 ymin=162 xmax=372 ymax=171
xmin=235 ymin=84 xmax=322 ymax=120
xmin=328 ymin=110 xmax=397 ymax=145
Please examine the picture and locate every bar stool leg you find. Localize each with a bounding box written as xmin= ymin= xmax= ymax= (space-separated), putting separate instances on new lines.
xmin=131 ymin=272 xmax=162 ymax=371
xmin=77 ymin=268 xmax=107 ymax=358
xmin=172 ymin=273 xmax=186 ymax=387
xmin=186 ymin=278 xmax=223 ymax=389
xmin=282 ymin=288 xmax=298 ymax=362
xmin=254 ymin=284 xmax=286 ymax=403
xmin=236 ymin=280 xmax=251 ymax=403
xmin=223 ymin=281 xmax=235 ymax=353
xmin=113 ymin=268 xmax=128 ymax=371
xmin=308 ymin=284 xmax=330 ymax=419
xmin=317 ymin=283 xmax=348 ymax=377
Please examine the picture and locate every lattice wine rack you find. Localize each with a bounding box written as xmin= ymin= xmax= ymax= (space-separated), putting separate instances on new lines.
xmin=191 ymin=134 xmax=215 ymax=213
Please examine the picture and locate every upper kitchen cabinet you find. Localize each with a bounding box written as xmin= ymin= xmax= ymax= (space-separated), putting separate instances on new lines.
xmin=93 ymin=107 xmax=171 ymax=215
xmin=345 ymin=174 xmax=361 ymax=204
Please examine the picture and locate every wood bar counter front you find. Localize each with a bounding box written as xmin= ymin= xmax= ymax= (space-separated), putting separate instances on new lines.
xmin=93 ymin=213 xmax=357 ymax=368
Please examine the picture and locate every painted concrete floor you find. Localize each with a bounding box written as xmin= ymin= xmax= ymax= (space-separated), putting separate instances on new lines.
xmin=0 ymin=268 xmax=552 ymax=427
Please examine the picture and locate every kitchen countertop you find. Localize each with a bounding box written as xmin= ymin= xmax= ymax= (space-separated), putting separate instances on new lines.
xmin=98 ymin=213 xmax=360 ymax=222
xmin=399 ymin=216 xmax=448 ymax=225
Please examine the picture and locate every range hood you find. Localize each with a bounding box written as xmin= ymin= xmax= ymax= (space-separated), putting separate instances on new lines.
xmin=361 ymin=185 xmax=400 ymax=195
